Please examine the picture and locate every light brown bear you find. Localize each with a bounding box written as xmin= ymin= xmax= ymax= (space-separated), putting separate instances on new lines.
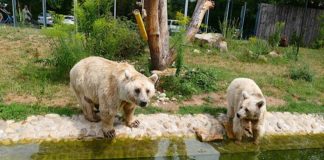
xmin=70 ymin=56 xmax=158 ymax=138
xmin=226 ymin=78 xmax=266 ymax=144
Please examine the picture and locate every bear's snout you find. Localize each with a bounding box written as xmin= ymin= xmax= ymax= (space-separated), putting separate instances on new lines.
xmin=139 ymin=101 xmax=147 ymax=107
xmin=236 ymin=113 xmax=241 ymax=118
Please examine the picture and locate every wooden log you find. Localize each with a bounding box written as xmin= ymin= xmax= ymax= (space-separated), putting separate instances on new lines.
xmin=146 ymin=0 xmax=174 ymax=70
xmin=186 ymin=0 xmax=214 ymax=42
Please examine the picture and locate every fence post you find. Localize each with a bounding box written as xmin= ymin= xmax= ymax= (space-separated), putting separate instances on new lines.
xmin=11 ymin=0 xmax=17 ymax=27
xmin=42 ymin=0 xmax=47 ymax=27
xmin=254 ymin=3 xmax=261 ymax=36
xmin=205 ymin=9 xmax=210 ymax=32
xmin=184 ymin=0 xmax=189 ymax=17
xmin=239 ymin=2 xmax=247 ymax=39
xmin=114 ymin=0 xmax=116 ymax=19
xmin=224 ymin=0 xmax=231 ymax=24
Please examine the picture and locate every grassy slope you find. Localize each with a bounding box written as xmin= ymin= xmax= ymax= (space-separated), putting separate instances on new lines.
xmin=0 ymin=26 xmax=76 ymax=107
xmin=0 ymin=27 xmax=323 ymax=120
xmin=185 ymin=40 xmax=324 ymax=108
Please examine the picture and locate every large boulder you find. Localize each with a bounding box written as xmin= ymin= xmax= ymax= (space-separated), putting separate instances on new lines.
xmin=194 ymin=33 xmax=227 ymax=52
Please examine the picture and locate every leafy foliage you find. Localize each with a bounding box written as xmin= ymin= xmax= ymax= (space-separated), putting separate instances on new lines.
xmin=289 ymin=64 xmax=313 ymax=82
xmin=159 ymin=68 xmax=218 ymax=98
xmin=77 ymin=0 xmax=145 ymax=58
xmin=219 ymin=19 xmax=239 ymax=40
xmin=268 ymin=22 xmax=285 ymax=47
xmin=244 ymin=37 xmax=270 ymax=60
xmin=172 ymin=12 xmax=188 ymax=76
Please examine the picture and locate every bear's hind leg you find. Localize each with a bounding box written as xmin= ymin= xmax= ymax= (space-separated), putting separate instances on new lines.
xmin=81 ymin=96 xmax=100 ymax=122
xmin=122 ymin=103 xmax=139 ymax=128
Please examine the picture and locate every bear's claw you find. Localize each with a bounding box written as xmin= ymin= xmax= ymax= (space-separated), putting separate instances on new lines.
xmin=103 ymin=129 xmax=116 ymax=139
xmin=129 ymin=120 xmax=140 ymax=128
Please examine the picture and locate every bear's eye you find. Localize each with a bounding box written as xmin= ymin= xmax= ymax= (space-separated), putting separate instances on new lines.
xmin=146 ymin=89 xmax=150 ymax=94
xmin=245 ymin=108 xmax=249 ymax=112
xmin=135 ymin=88 xmax=140 ymax=94
xmin=240 ymin=106 xmax=243 ymax=109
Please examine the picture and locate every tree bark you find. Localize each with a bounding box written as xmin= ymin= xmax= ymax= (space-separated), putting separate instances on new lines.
xmin=186 ymin=0 xmax=215 ymax=42
xmin=146 ymin=0 xmax=173 ymax=70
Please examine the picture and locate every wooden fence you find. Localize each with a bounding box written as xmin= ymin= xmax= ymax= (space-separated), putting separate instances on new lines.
xmin=255 ymin=3 xmax=323 ymax=46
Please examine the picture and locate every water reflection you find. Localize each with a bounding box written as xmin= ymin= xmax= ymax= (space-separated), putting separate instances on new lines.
xmin=0 ymin=134 xmax=323 ymax=160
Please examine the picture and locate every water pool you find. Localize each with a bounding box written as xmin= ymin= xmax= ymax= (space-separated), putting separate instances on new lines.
xmin=1 ymin=134 xmax=323 ymax=160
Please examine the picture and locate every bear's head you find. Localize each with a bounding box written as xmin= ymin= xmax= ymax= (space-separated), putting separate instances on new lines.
xmin=120 ymin=70 xmax=158 ymax=107
xmin=236 ymin=91 xmax=266 ymax=120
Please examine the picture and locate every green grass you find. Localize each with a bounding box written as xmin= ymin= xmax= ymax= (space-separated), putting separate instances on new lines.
xmin=178 ymin=105 xmax=226 ymax=116
xmin=0 ymin=103 xmax=81 ymax=121
xmin=135 ymin=106 xmax=166 ymax=115
xmin=268 ymin=102 xmax=324 ymax=114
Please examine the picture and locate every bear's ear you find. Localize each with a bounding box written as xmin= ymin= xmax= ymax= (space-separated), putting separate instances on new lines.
xmin=242 ymin=91 xmax=250 ymax=99
xmin=256 ymin=100 xmax=264 ymax=108
xmin=124 ymin=70 xmax=131 ymax=80
xmin=149 ymin=74 xmax=158 ymax=84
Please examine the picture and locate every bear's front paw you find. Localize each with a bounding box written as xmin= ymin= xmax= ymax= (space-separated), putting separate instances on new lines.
xmin=128 ymin=120 xmax=140 ymax=128
xmin=102 ymin=129 xmax=116 ymax=139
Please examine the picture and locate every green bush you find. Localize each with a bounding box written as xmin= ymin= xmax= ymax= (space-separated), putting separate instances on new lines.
xmin=311 ymin=14 xmax=324 ymax=49
xmin=172 ymin=12 xmax=187 ymax=76
xmin=89 ymin=17 xmax=145 ymax=59
xmin=159 ymin=68 xmax=218 ymax=98
xmin=219 ymin=19 xmax=239 ymax=40
xmin=42 ymin=24 xmax=89 ymax=80
xmin=77 ymin=0 xmax=145 ymax=59
xmin=289 ymin=65 xmax=313 ymax=82
xmin=284 ymin=45 xmax=299 ymax=61
xmin=52 ymin=35 xmax=89 ymax=80
xmin=268 ymin=22 xmax=285 ymax=47
xmin=242 ymin=37 xmax=270 ymax=60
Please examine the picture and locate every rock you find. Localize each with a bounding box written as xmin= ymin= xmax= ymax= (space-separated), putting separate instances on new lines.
xmin=26 ymin=116 xmax=38 ymax=122
xmin=195 ymin=33 xmax=223 ymax=46
xmin=151 ymin=68 xmax=176 ymax=77
xmin=193 ymin=49 xmax=201 ymax=54
xmin=45 ymin=114 xmax=61 ymax=118
xmin=259 ymin=55 xmax=268 ymax=62
xmin=194 ymin=127 xmax=223 ymax=142
xmin=269 ymin=51 xmax=279 ymax=57
xmin=0 ymin=120 xmax=7 ymax=130
xmin=217 ymin=41 xmax=228 ymax=52
xmin=6 ymin=120 xmax=15 ymax=125
xmin=87 ymin=130 xmax=96 ymax=137
xmin=171 ymin=97 xmax=177 ymax=101
xmin=79 ymin=128 xmax=87 ymax=137
xmin=159 ymin=93 xmax=166 ymax=98
xmin=5 ymin=127 xmax=15 ymax=134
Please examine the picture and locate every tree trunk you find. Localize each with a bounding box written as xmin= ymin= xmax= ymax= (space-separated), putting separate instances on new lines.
xmin=186 ymin=0 xmax=215 ymax=42
xmin=146 ymin=0 xmax=174 ymax=70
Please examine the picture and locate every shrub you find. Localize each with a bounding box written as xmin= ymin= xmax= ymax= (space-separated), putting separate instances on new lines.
xmin=247 ymin=38 xmax=270 ymax=59
xmin=218 ymin=19 xmax=239 ymax=40
xmin=284 ymin=45 xmax=298 ymax=61
xmin=77 ymin=0 xmax=145 ymax=59
xmin=268 ymin=22 xmax=285 ymax=47
xmin=42 ymin=24 xmax=89 ymax=81
xmin=311 ymin=14 xmax=324 ymax=49
xmin=89 ymin=17 xmax=145 ymax=59
xmin=159 ymin=68 xmax=218 ymax=98
xmin=172 ymin=12 xmax=187 ymax=76
xmin=289 ymin=65 xmax=313 ymax=82
xmin=51 ymin=35 xmax=89 ymax=80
